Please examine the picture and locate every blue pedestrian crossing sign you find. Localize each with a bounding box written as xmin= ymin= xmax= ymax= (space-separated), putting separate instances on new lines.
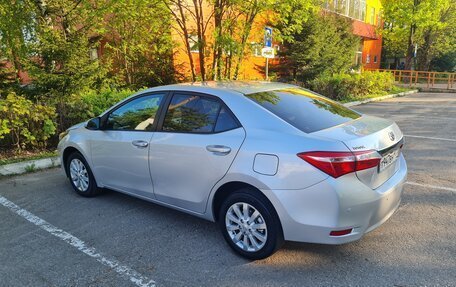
xmin=264 ymin=27 xmax=273 ymax=48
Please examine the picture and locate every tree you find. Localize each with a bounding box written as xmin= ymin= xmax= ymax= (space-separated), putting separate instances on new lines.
xmin=103 ymin=0 xmax=175 ymax=88
xmin=382 ymin=0 xmax=456 ymax=70
xmin=0 ymin=0 xmax=35 ymax=82
xmin=280 ymin=11 xmax=359 ymax=82
xmin=165 ymin=0 xmax=212 ymax=81
xmin=20 ymin=0 xmax=113 ymax=130
xmin=430 ymin=51 xmax=456 ymax=72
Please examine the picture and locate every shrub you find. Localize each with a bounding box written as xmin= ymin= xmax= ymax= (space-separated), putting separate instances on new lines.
xmin=63 ymin=89 xmax=136 ymax=128
xmin=0 ymin=93 xmax=57 ymax=150
xmin=309 ymin=71 xmax=396 ymax=101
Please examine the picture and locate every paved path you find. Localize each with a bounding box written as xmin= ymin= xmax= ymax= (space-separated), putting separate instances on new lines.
xmin=1 ymin=93 xmax=455 ymax=286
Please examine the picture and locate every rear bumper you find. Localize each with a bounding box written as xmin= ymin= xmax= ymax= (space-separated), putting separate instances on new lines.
xmin=263 ymin=154 xmax=407 ymax=244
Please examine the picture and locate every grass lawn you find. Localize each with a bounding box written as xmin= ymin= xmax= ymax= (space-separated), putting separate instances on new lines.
xmin=0 ymin=150 xmax=58 ymax=166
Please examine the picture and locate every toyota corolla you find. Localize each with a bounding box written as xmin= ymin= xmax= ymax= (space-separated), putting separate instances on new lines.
xmin=58 ymin=81 xmax=407 ymax=259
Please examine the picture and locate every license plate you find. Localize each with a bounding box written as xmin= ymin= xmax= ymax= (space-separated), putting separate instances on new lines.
xmin=379 ymin=149 xmax=400 ymax=172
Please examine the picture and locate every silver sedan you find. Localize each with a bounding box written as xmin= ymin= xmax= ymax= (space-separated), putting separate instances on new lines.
xmin=58 ymin=81 xmax=407 ymax=259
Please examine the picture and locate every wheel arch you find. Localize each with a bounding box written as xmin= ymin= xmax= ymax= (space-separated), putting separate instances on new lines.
xmin=62 ymin=146 xmax=81 ymax=177
xmin=211 ymin=181 xmax=282 ymax=230
xmin=62 ymin=145 xmax=94 ymax=181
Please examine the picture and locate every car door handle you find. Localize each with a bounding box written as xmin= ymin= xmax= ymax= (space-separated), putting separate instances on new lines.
xmin=206 ymin=145 xmax=231 ymax=155
xmin=132 ymin=140 xmax=149 ymax=148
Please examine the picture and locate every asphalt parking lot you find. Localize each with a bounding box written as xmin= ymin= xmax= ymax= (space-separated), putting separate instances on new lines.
xmin=1 ymin=92 xmax=455 ymax=287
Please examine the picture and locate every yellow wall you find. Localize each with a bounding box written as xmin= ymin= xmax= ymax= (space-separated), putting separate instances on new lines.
xmin=365 ymin=0 xmax=382 ymax=25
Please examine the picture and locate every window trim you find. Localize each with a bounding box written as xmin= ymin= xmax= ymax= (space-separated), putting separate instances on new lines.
xmin=156 ymin=91 xmax=242 ymax=135
xmin=100 ymin=91 xmax=170 ymax=132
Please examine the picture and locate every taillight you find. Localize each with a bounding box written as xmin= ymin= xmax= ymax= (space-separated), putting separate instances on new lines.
xmin=297 ymin=150 xmax=381 ymax=178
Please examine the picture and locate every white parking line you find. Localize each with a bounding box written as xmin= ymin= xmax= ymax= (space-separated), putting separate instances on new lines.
xmin=406 ymin=182 xmax=456 ymax=194
xmin=405 ymin=135 xmax=456 ymax=142
xmin=0 ymin=196 xmax=155 ymax=287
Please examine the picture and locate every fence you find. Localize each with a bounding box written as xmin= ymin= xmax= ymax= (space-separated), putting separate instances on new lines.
xmin=364 ymin=68 xmax=455 ymax=90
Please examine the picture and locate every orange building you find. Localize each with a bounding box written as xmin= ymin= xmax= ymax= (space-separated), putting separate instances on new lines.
xmin=323 ymin=0 xmax=384 ymax=70
xmin=172 ymin=0 xmax=384 ymax=81
xmin=170 ymin=6 xmax=272 ymax=81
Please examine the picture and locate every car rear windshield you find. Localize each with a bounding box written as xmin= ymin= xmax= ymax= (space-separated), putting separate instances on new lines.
xmin=245 ymin=88 xmax=361 ymax=133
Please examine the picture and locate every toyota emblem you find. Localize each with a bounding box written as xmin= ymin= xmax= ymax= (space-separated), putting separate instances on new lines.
xmin=388 ymin=131 xmax=395 ymax=141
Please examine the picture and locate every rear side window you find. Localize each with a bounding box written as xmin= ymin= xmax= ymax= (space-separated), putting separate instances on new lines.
xmin=162 ymin=94 xmax=240 ymax=133
xmin=245 ymin=88 xmax=360 ymax=133
xmin=214 ymin=107 xmax=238 ymax=132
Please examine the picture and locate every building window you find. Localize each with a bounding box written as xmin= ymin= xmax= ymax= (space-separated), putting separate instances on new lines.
xmin=354 ymin=0 xmax=360 ymax=19
xmin=337 ymin=0 xmax=348 ymax=14
xmin=374 ymin=55 xmax=378 ymax=63
xmin=355 ymin=51 xmax=362 ymax=66
xmin=360 ymin=0 xmax=366 ymax=21
xmin=370 ymin=7 xmax=376 ymax=25
xmin=348 ymin=0 xmax=355 ymax=18
xmin=251 ymin=42 xmax=262 ymax=57
xmin=324 ymin=0 xmax=365 ymax=20
xmin=188 ymin=34 xmax=199 ymax=53
xmin=89 ymin=48 xmax=99 ymax=60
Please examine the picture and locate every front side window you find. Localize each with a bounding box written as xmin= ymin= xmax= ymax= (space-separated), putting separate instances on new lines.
xmin=105 ymin=94 xmax=164 ymax=131
xmin=162 ymin=94 xmax=239 ymax=133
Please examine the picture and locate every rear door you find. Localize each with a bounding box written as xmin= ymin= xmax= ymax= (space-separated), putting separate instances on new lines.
xmin=149 ymin=92 xmax=245 ymax=213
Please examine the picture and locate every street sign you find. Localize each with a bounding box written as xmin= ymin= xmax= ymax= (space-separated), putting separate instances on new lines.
xmin=261 ymin=47 xmax=274 ymax=59
xmin=264 ymin=27 xmax=273 ymax=48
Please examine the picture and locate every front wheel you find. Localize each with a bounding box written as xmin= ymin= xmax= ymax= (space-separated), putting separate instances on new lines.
xmin=219 ymin=189 xmax=283 ymax=260
xmin=66 ymin=152 xmax=101 ymax=197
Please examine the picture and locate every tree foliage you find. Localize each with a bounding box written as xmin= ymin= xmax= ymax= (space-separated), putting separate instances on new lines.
xmin=280 ymin=12 xmax=359 ymax=82
xmin=0 ymin=93 xmax=56 ymax=150
xmin=382 ymin=0 xmax=456 ymax=70
xmin=103 ymin=0 xmax=175 ymax=88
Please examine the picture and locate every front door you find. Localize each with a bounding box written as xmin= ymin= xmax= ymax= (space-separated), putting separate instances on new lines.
xmin=90 ymin=92 xmax=166 ymax=198
xmin=149 ymin=92 xmax=246 ymax=213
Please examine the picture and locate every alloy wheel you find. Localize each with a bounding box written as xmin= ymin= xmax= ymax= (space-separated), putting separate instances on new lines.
xmin=69 ymin=158 xmax=90 ymax=192
xmin=225 ymin=202 xmax=268 ymax=252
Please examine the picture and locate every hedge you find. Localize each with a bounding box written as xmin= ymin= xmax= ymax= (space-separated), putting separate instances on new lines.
xmin=309 ymin=71 xmax=396 ymax=101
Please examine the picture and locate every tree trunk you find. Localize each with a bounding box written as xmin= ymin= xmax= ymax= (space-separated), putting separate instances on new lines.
xmin=175 ymin=0 xmax=197 ymax=81
xmin=193 ymin=0 xmax=206 ymax=81
xmin=404 ymin=24 xmax=416 ymax=71
xmin=233 ymin=4 xmax=258 ymax=80
xmin=405 ymin=0 xmax=420 ymax=71
xmin=211 ymin=0 xmax=226 ymax=80
xmin=417 ymin=29 xmax=433 ymax=71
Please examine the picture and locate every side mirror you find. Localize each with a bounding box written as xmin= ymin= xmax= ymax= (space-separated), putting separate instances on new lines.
xmin=86 ymin=117 xmax=101 ymax=130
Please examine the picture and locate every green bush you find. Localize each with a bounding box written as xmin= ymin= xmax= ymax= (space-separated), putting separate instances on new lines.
xmin=309 ymin=71 xmax=396 ymax=101
xmin=0 ymin=93 xmax=57 ymax=150
xmin=63 ymin=89 xmax=136 ymax=127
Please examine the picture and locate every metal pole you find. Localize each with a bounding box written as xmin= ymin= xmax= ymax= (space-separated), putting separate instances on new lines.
xmin=266 ymin=58 xmax=269 ymax=81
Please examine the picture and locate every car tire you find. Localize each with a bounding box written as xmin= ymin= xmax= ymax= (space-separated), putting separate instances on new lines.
xmin=218 ymin=188 xmax=284 ymax=260
xmin=66 ymin=152 xmax=101 ymax=197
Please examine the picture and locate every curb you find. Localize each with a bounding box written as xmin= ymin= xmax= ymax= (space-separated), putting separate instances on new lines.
xmin=0 ymin=157 xmax=60 ymax=176
xmin=343 ymin=90 xmax=418 ymax=107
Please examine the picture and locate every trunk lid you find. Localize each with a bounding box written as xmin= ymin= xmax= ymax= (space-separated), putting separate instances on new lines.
xmin=312 ymin=115 xmax=403 ymax=189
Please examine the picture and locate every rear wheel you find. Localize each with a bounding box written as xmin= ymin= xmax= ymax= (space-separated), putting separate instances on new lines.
xmin=218 ymin=189 xmax=283 ymax=260
xmin=66 ymin=152 xmax=100 ymax=197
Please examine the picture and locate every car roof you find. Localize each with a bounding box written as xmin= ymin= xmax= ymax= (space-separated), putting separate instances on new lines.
xmin=145 ymin=81 xmax=298 ymax=95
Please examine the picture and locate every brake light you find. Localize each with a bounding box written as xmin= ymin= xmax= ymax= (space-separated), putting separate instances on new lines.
xmin=297 ymin=150 xmax=381 ymax=178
